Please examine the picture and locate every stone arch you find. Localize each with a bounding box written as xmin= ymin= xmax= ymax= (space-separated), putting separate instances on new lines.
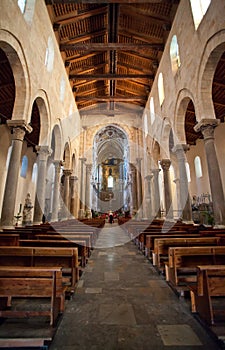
xmin=32 ymin=90 xmax=51 ymax=146
xmin=174 ymin=89 xmax=197 ymax=143
xmin=197 ymin=30 xmax=225 ymax=120
xmin=63 ymin=142 xmax=71 ymax=169
xmin=71 ymin=153 xmax=76 ymax=175
xmin=51 ymin=124 xmax=62 ymax=161
xmin=0 ymin=29 xmax=30 ymax=121
xmin=160 ymin=118 xmax=172 ymax=158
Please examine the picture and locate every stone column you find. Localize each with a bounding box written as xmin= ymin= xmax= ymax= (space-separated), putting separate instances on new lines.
xmin=51 ymin=160 xmax=62 ymax=222
xmin=173 ymin=144 xmax=192 ymax=222
xmin=70 ymin=175 xmax=78 ymax=218
xmin=151 ymin=168 xmax=161 ymax=218
xmin=85 ymin=164 xmax=92 ymax=218
xmin=136 ymin=158 xmax=143 ymax=218
xmin=62 ymin=169 xmax=72 ymax=219
xmin=160 ymin=159 xmax=173 ymax=219
xmin=78 ymin=157 xmax=86 ymax=219
xmin=33 ymin=146 xmax=52 ymax=225
xmin=1 ymin=120 xmax=32 ymax=227
xmin=144 ymin=174 xmax=153 ymax=219
xmin=194 ymin=119 xmax=225 ymax=227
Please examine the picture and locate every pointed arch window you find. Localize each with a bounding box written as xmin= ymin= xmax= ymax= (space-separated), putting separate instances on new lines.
xmin=170 ymin=35 xmax=181 ymax=75
xmin=190 ymin=0 xmax=211 ymax=30
xmin=18 ymin=0 xmax=26 ymax=13
xmin=20 ymin=156 xmax=28 ymax=178
xmin=32 ymin=163 xmax=38 ymax=183
xmin=194 ymin=156 xmax=203 ymax=178
xmin=158 ymin=73 xmax=165 ymax=106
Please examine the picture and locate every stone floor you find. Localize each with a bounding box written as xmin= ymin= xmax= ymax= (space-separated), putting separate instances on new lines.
xmin=49 ymin=222 xmax=224 ymax=350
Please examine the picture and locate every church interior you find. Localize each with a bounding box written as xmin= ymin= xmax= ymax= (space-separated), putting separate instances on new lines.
xmin=1 ymin=0 xmax=225 ymax=349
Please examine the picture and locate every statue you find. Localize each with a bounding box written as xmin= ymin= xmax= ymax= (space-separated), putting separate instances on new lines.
xmin=22 ymin=193 xmax=33 ymax=226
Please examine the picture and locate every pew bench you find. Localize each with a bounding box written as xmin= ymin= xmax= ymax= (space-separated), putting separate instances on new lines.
xmin=0 ymin=266 xmax=65 ymax=326
xmin=20 ymin=237 xmax=88 ymax=267
xmin=0 ymin=246 xmax=79 ymax=294
xmin=165 ymin=246 xmax=225 ymax=295
xmin=153 ymin=236 xmax=222 ymax=270
xmin=189 ymin=265 xmax=225 ymax=326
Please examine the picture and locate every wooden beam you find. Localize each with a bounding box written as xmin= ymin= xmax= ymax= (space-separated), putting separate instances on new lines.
xmin=53 ymin=6 xmax=107 ymax=26
xmin=70 ymin=74 xmax=154 ymax=80
xmin=60 ymin=42 xmax=164 ymax=51
xmin=76 ymin=95 xmax=147 ymax=102
xmin=46 ymin=0 xmax=176 ymax=4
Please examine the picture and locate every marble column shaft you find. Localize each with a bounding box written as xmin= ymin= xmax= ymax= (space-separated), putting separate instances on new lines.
xmin=85 ymin=164 xmax=92 ymax=211
xmin=79 ymin=158 xmax=86 ymax=216
xmin=1 ymin=121 xmax=32 ymax=227
xmin=63 ymin=169 xmax=72 ymax=218
xmin=51 ymin=160 xmax=62 ymax=222
xmin=136 ymin=158 xmax=143 ymax=216
xmin=33 ymin=146 xmax=52 ymax=224
xmin=194 ymin=119 xmax=225 ymax=226
xmin=70 ymin=175 xmax=78 ymax=217
xmin=173 ymin=144 xmax=192 ymax=222
xmin=151 ymin=168 xmax=161 ymax=218
xmin=160 ymin=159 xmax=173 ymax=218
xmin=144 ymin=174 xmax=153 ymax=219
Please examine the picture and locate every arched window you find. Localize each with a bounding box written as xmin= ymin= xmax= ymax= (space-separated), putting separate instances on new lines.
xmin=18 ymin=0 xmax=26 ymax=13
xmin=190 ymin=0 xmax=211 ymax=30
xmin=32 ymin=163 xmax=38 ymax=183
xmin=150 ymin=97 xmax=155 ymax=125
xmin=185 ymin=162 xmax=191 ymax=182
xmin=108 ymin=175 xmax=113 ymax=188
xmin=170 ymin=35 xmax=181 ymax=74
xmin=158 ymin=72 xmax=165 ymax=106
xmin=20 ymin=156 xmax=28 ymax=178
xmin=194 ymin=156 xmax=202 ymax=178
xmin=45 ymin=36 xmax=54 ymax=72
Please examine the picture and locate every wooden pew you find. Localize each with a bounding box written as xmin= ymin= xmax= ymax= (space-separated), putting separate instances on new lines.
xmin=166 ymin=246 xmax=225 ymax=295
xmin=189 ymin=265 xmax=225 ymax=326
xmin=0 ymin=266 xmax=65 ymax=326
xmin=0 ymin=246 xmax=79 ymax=293
xmin=0 ymin=234 xmax=19 ymax=246
xmin=153 ymin=236 xmax=222 ymax=270
xmin=20 ymin=238 xmax=88 ymax=267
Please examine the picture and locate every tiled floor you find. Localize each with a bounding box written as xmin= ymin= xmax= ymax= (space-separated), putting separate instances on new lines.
xmin=49 ymin=223 xmax=224 ymax=350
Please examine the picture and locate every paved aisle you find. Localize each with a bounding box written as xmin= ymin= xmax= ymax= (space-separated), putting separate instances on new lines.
xmin=50 ymin=223 xmax=222 ymax=350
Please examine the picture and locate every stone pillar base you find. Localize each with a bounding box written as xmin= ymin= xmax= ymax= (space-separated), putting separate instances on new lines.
xmin=78 ymin=209 xmax=85 ymax=219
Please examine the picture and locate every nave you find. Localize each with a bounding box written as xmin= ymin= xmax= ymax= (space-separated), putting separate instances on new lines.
xmin=49 ymin=223 xmax=223 ymax=350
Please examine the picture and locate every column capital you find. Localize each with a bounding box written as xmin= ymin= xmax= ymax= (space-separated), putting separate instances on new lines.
xmin=70 ymin=175 xmax=78 ymax=181
xmin=7 ymin=120 xmax=33 ymax=141
xmin=79 ymin=157 xmax=87 ymax=163
xmin=63 ymin=169 xmax=72 ymax=177
xmin=53 ymin=160 xmax=63 ymax=167
xmin=35 ymin=146 xmax=52 ymax=160
xmin=151 ymin=168 xmax=161 ymax=175
xmin=194 ymin=118 xmax=220 ymax=138
xmin=160 ymin=159 xmax=171 ymax=171
xmin=145 ymin=174 xmax=153 ymax=181
xmin=172 ymin=143 xmax=190 ymax=154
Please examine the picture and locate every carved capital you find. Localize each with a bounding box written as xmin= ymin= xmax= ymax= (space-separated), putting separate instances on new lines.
xmin=35 ymin=146 xmax=52 ymax=160
xmin=145 ymin=174 xmax=153 ymax=182
xmin=63 ymin=169 xmax=72 ymax=177
xmin=194 ymin=119 xmax=220 ymax=140
xmin=7 ymin=120 xmax=33 ymax=141
xmin=160 ymin=159 xmax=171 ymax=171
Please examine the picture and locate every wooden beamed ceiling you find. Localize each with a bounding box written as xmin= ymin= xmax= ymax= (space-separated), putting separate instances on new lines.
xmin=46 ymin=0 xmax=179 ymax=114
xmin=44 ymin=1 xmax=225 ymax=147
